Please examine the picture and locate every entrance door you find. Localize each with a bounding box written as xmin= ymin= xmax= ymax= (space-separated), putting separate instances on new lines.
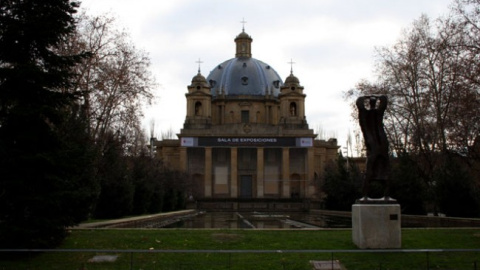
xmin=240 ymin=175 xmax=253 ymax=198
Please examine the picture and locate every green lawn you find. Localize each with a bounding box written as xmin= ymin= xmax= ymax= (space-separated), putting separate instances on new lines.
xmin=1 ymin=228 xmax=479 ymax=269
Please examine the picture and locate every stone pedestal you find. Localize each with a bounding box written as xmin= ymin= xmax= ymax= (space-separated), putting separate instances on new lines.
xmin=352 ymin=203 xmax=401 ymax=249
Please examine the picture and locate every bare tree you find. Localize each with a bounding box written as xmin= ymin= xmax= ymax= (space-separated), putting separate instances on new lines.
xmin=313 ymin=123 xmax=337 ymax=141
xmin=346 ymin=1 xmax=480 ymax=216
xmin=449 ymin=0 xmax=480 ymax=158
xmin=61 ymin=12 xmax=156 ymax=153
xmin=314 ymin=124 xmax=327 ymax=140
xmin=161 ymin=128 xmax=177 ymax=140
xmin=347 ymin=13 xmax=478 ymax=156
xmin=345 ymin=9 xmax=480 ymax=204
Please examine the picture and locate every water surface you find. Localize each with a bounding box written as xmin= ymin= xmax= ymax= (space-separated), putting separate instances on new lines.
xmin=156 ymin=211 xmax=351 ymax=229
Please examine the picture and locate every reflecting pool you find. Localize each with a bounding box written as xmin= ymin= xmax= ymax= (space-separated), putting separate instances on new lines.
xmin=138 ymin=211 xmax=351 ymax=229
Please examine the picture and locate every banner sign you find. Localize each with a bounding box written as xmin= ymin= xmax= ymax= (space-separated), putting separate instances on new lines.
xmin=199 ymin=137 xmax=295 ymax=147
xmin=298 ymin=137 xmax=313 ymax=147
xmin=180 ymin=137 xmax=196 ymax=147
xmin=180 ymin=137 xmax=314 ymax=147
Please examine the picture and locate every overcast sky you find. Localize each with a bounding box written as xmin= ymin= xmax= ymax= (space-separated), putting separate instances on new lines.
xmin=79 ymin=0 xmax=453 ymax=151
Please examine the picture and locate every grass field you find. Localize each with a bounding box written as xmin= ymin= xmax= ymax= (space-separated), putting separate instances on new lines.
xmin=1 ymin=228 xmax=480 ymax=269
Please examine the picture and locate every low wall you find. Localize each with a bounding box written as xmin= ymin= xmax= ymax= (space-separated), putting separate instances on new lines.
xmin=311 ymin=209 xmax=480 ymax=228
xmin=76 ymin=210 xmax=196 ymax=229
xmin=196 ymin=199 xmax=312 ymax=212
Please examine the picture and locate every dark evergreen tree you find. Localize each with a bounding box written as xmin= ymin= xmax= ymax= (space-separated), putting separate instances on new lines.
xmin=0 ymin=0 xmax=97 ymax=248
xmin=390 ymin=154 xmax=427 ymax=215
xmin=93 ymin=132 xmax=134 ymax=219
xmin=322 ymin=154 xmax=362 ymax=211
xmin=435 ymin=155 xmax=480 ymax=217
xmin=131 ymin=152 xmax=156 ymax=215
xmin=148 ymin=176 xmax=164 ymax=213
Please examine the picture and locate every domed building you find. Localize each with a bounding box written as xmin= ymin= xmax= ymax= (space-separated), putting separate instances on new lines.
xmin=154 ymin=29 xmax=338 ymax=210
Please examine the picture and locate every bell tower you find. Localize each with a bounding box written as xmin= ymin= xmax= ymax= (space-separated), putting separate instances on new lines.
xmin=184 ymin=61 xmax=212 ymax=128
xmin=279 ymin=65 xmax=307 ymax=127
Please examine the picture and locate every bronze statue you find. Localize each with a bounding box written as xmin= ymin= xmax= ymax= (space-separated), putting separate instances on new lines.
xmin=356 ymin=96 xmax=392 ymax=201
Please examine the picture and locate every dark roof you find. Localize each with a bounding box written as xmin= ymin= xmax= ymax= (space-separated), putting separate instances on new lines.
xmin=206 ymin=57 xmax=283 ymax=97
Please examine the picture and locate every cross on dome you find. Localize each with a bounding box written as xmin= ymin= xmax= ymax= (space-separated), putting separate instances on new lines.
xmin=240 ymin=18 xmax=247 ymax=32
xmin=196 ymin=58 xmax=203 ymax=73
xmin=288 ymin=58 xmax=296 ymax=74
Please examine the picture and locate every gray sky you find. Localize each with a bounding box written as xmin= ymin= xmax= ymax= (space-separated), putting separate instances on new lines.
xmin=80 ymin=0 xmax=453 ymax=150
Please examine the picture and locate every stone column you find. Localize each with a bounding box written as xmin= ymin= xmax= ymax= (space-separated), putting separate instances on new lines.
xmin=222 ymin=105 xmax=226 ymax=124
xmin=307 ymin=147 xmax=315 ymax=197
xmin=230 ymin=147 xmax=238 ymax=198
xmin=205 ymin=147 xmax=212 ymax=197
xmin=220 ymin=105 xmax=223 ymax=124
xmin=265 ymin=105 xmax=270 ymax=124
xmin=300 ymin=100 xmax=305 ymax=118
xmin=257 ymin=147 xmax=264 ymax=198
xmin=282 ymin=147 xmax=290 ymax=198
xmin=218 ymin=104 xmax=225 ymax=125
xmin=179 ymin=147 xmax=187 ymax=172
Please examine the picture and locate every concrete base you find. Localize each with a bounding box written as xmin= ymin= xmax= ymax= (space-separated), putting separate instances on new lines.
xmin=352 ymin=203 xmax=401 ymax=249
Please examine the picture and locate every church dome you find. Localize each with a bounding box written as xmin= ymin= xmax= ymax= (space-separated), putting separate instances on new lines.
xmin=191 ymin=72 xmax=209 ymax=88
xmin=207 ymin=57 xmax=283 ymax=97
xmin=284 ymin=73 xmax=300 ymax=85
xmin=206 ymin=30 xmax=283 ymax=97
xmin=235 ymin=31 xmax=251 ymax=40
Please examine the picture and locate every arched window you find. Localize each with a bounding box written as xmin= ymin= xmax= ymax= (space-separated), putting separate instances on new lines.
xmin=290 ymin=102 xmax=297 ymax=116
xmin=195 ymin=101 xmax=202 ymax=116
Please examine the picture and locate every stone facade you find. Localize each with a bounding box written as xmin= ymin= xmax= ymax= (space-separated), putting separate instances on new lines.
xmin=153 ymin=29 xmax=339 ymax=202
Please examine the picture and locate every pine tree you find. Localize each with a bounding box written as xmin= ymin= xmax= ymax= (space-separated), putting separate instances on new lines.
xmin=0 ymin=0 xmax=97 ymax=248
